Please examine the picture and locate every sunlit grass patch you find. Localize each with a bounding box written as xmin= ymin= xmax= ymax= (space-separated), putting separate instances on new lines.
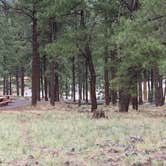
xmin=0 ymin=114 xmax=25 ymax=163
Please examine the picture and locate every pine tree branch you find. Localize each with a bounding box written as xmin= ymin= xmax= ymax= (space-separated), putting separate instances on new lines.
xmin=0 ymin=0 xmax=33 ymax=18
xmin=148 ymin=15 xmax=166 ymax=22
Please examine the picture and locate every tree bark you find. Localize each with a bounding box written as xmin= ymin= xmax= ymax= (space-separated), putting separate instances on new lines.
xmin=132 ymin=96 xmax=138 ymax=110
xmin=154 ymin=67 xmax=164 ymax=106
xmin=54 ymin=64 xmax=59 ymax=102
xmin=143 ymin=80 xmax=147 ymax=102
xmin=110 ymin=51 xmax=117 ymax=105
xmin=138 ymin=80 xmax=143 ymax=104
xmin=85 ymin=59 xmax=88 ymax=103
xmin=119 ymin=90 xmax=130 ymax=112
xmin=148 ymin=70 xmax=154 ymax=103
xmin=32 ymin=6 xmax=40 ymax=106
xmin=43 ymin=55 xmax=48 ymax=101
xmin=131 ymin=80 xmax=138 ymax=110
xmin=37 ymin=52 xmax=41 ymax=101
xmin=21 ymin=67 xmax=24 ymax=97
xmin=6 ymin=75 xmax=9 ymax=95
xmin=78 ymin=59 xmax=82 ymax=106
xmin=40 ymin=63 xmax=44 ymax=99
xmin=16 ymin=71 xmax=19 ymax=96
xmin=50 ymin=62 xmax=55 ymax=106
xmin=65 ymin=77 xmax=68 ymax=100
xmin=85 ymin=46 xmax=97 ymax=111
xmin=104 ymin=48 xmax=110 ymax=105
xmin=9 ymin=73 xmax=12 ymax=95
xmin=72 ymin=57 xmax=76 ymax=102
xmin=3 ymin=76 xmax=6 ymax=95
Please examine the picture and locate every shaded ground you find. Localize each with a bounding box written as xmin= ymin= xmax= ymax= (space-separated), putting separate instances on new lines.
xmin=0 ymin=103 xmax=165 ymax=166
xmin=0 ymin=100 xmax=31 ymax=110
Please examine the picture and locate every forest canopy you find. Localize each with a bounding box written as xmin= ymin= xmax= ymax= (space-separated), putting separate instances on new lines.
xmin=0 ymin=0 xmax=165 ymax=112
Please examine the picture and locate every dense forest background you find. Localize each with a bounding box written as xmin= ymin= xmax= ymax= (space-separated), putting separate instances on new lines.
xmin=0 ymin=0 xmax=166 ymax=113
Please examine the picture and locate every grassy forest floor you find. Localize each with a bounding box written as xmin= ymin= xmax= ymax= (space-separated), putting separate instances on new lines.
xmin=0 ymin=103 xmax=166 ymax=166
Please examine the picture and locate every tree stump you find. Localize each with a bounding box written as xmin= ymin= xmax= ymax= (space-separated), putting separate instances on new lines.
xmin=92 ymin=110 xmax=108 ymax=119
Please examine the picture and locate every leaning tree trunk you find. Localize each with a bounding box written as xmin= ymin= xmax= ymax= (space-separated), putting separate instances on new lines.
xmin=85 ymin=46 xmax=97 ymax=112
xmin=80 ymin=9 xmax=97 ymax=111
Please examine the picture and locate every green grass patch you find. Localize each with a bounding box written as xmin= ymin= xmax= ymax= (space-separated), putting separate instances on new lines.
xmin=0 ymin=108 xmax=165 ymax=165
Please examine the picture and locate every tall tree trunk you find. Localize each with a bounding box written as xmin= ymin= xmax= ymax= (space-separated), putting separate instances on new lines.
xmin=54 ymin=64 xmax=59 ymax=101
xmin=104 ymin=48 xmax=110 ymax=105
xmin=65 ymin=77 xmax=68 ymax=100
xmin=138 ymin=80 xmax=143 ymax=104
xmin=6 ymin=75 xmax=9 ymax=95
xmin=131 ymin=80 xmax=138 ymax=110
xmin=80 ymin=9 xmax=97 ymax=110
xmin=147 ymin=74 xmax=151 ymax=103
xmin=43 ymin=55 xmax=48 ymax=101
xmin=78 ymin=59 xmax=82 ymax=106
xmin=164 ymin=79 xmax=166 ymax=101
xmin=50 ymin=61 xmax=55 ymax=106
xmin=154 ymin=67 xmax=164 ymax=106
xmin=132 ymin=96 xmax=138 ymax=110
xmin=3 ymin=76 xmax=6 ymax=95
xmin=37 ymin=53 xmax=41 ymax=102
xmin=40 ymin=64 xmax=44 ymax=99
xmin=85 ymin=46 xmax=97 ymax=112
xmin=32 ymin=7 xmax=40 ymax=106
xmin=85 ymin=59 xmax=88 ymax=103
xmin=110 ymin=51 xmax=117 ymax=105
xmin=9 ymin=73 xmax=12 ymax=95
xmin=16 ymin=71 xmax=19 ymax=96
xmin=83 ymin=81 xmax=85 ymax=101
xmin=143 ymin=80 xmax=148 ymax=102
xmin=148 ymin=70 xmax=154 ymax=103
xmin=72 ymin=57 xmax=76 ymax=102
xmin=21 ymin=67 xmax=24 ymax=97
